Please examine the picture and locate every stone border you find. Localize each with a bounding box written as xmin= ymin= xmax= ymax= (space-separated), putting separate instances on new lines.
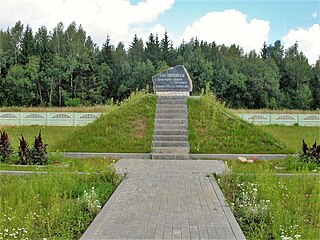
xmin=209 ymin=177 xmax=246 ymax=240
xmin=63 ymin=152 xmax=288 ymax=160
xmin=63 ymin=152 xmax=152 ymax=159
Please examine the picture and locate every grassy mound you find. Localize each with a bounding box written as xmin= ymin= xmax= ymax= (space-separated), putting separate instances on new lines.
xmin=54 ymin=93 xmax=156 ymax=153
xmin=188 ymin=95 xmax=286 ymax=154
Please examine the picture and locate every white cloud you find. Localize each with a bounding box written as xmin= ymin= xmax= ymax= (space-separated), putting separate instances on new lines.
xmin=283 ymin=24 xmax=320 ymax=65
xmin=312 ymin=11 xmax=318 ymax=18
xmin=181 ymin=9 xmax=270 ymax=53
xmin=0 ymin=0 xmax=175 ymax=46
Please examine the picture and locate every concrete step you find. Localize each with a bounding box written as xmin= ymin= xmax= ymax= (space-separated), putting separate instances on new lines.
xmin=158 ymin=96 xmax=188 ymax=100
xmin=157 ymin=98 xmax=187 ymax=104
xmin=155 ymin=113 xmax=188 ymax=119
xmin=154 ymin=130 xmax=188 ymax=136
xmin=154 ymin=124 xmax=188 ymax=130
xmin=156 ymin=104 xmax=187 ymax=109
xmin=152 ymin=147 xmax=189 ymax=154
xmin=153 ymin=135 xmax=189 ymax=142
xmin=155 ymin=119 xmax=188 ymax=125
xmin=152 ymin=141 xmax=190 ymax=148
xmin=156 ymin=109 xmax=187 ymax=114
xmin=152 ymin=153 xmax=190 ymax=160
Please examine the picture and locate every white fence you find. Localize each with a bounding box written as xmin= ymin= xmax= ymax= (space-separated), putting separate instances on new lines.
xmin=0 ymin=112 xmax=103 ymax=126
xmin=238 ymin=114 xmax=320 ymax=126
xmin=0 ymin=112 xmax=319 ymax=127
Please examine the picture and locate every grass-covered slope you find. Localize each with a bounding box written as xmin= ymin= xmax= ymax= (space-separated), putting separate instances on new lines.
xmin=55 ymin=93 xmax=156 ymax=153
xmin=188 ymin=95 xmax=286 ymax=154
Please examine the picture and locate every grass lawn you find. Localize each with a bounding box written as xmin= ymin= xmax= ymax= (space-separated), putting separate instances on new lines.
xmin=0 ymin=126 xmax=80 ymax=152
xmin=0 ymin=158 xmax=122 ymax=239
xmin=216 ymin=160 xmax=320 ymax=239
xmin=260 ymin=125 xmax=320 ymax=153
xmin=188 ymin=95 xmax=286 ymax=154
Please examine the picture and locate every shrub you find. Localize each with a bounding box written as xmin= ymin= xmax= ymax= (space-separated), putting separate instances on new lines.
xmin=65 ymin=97 xmax=82 ymax=107
xmin=31 ymin=131 xmax=48 ymax=165
xmin=0 ymin=131 xmax=13 ymax=163
xmin=77 ymin=187 xmax=101 ymax=215
xmin=17 ymin=134 xmax=32 ymax=165
xmin=300 ymin=140 xmax=320 ymax=165
xmin=17 ymin=131 xmax=48 ymax=165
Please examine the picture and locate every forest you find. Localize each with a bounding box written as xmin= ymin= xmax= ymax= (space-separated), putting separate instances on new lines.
xmin=0 ymin=21 xmax=319 ymax=109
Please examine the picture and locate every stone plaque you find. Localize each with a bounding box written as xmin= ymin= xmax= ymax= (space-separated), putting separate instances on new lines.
xmin=152 ymin=65 xmax=192 ymax=93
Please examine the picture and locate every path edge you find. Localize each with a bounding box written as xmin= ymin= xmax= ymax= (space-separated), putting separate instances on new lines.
xmin=209 ymin=176 xmax=247 ymax=240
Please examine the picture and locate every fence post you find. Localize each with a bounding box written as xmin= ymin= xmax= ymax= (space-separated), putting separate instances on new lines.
xmin=297 ymin=114 xmax=301 ymax=126
xmin=46 ymin=113 xmax=49 ymax=126
xmin=269 ymin=114 xmax=272 ymax=125
xmin=19 ymin=113 xmax=22 ymax=126
xmin=73 ymin=113 xmax=77 ymax=126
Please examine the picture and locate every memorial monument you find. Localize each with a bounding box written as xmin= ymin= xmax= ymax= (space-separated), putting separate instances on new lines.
xmin=152 ymin=65 xmax=192 ymax=96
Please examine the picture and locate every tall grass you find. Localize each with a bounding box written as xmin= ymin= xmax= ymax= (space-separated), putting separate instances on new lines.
xmin=55 ymin=92 xmax=156 ymax=153
xmin=188 ymin=95 xmax=286 ymax=153
xmin=0 ymin=157 xmax=117 ymax=172
xmin=0 ymin=161 xmax=122 ymax=239
xmin=216 ymin=162 xmax=320 ymax=239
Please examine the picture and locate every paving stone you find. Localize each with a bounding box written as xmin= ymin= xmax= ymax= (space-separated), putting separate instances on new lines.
xmin=81 ymin=159 xmax=246 ymax=240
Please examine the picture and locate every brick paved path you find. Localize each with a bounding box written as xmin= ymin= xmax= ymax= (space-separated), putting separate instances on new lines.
xmin=81 ymin=159 xmax=246 ymax=240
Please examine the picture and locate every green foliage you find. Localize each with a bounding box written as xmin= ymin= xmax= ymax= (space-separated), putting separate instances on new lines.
xmin=284 ymin=155 xmax=319 ymax=172
xmin=17 ymin=132 xmax=48 ymax=165
xmin=216 ymin=164 xmax=320 ymax=239
xmin=1 ymin=22 xmax=319 ymax=109
xmin=0 ymin=161 xmax=121 ymax=239
xmin=64 ymin=97 xmax=82 ymax=107
xmin=188 ymin=95 xmax=286 ymax=153
xmin=0 ymin=131 xmax=13 ymax=163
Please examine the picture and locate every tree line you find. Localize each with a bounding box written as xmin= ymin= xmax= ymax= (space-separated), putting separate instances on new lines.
xmin=0 ymin=21 xmax=319 ymax=109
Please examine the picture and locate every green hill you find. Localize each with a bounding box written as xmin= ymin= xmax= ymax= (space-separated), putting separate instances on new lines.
xmin=54 ymin=93 xmax=156 ymax=153
xmin=188 ymin=95 xmax=286 ymax=154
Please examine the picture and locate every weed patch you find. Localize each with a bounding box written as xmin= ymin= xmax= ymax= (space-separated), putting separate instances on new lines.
xmin=0 ymin=160 xmax=121 ymax=239
xmin=216 ymin=164 xmax=320 ymax=239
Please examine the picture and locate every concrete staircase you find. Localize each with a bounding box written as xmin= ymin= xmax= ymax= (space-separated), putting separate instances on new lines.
xmin=152 ymin=96 xmax=190 ymax=160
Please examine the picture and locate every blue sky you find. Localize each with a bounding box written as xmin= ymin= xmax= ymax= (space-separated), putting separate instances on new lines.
xmin=155 ymin=0 xmax=319 ymax=44
xmin=0 ymin=0 xmax=319 ymax=63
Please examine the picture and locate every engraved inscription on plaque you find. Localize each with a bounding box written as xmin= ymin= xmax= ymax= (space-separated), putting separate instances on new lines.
xmin=152 ymin=65 xmax=192 ymax=92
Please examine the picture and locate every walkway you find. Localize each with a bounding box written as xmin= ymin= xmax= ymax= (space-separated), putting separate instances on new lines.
xmin=81 ymin=159 xmax=246 ymax=240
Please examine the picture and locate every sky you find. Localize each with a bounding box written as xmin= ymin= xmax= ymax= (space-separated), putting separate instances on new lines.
xmin=0 ymin=0 xmax=319 ymax=64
